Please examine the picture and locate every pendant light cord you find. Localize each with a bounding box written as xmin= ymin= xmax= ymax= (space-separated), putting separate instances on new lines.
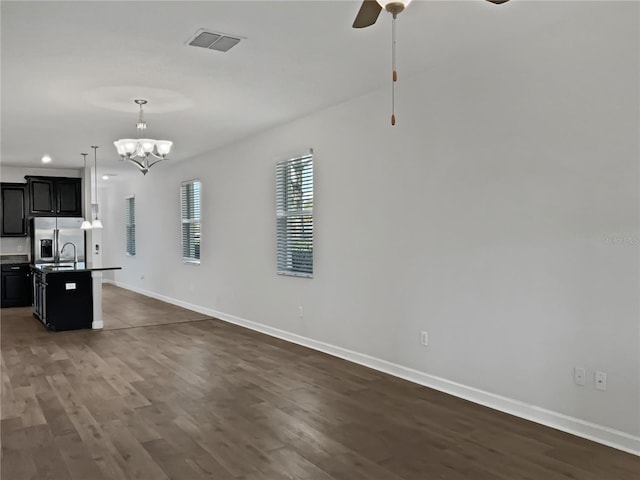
xmin=391 ymin=13 xmax=397 ymax=126
xmin=92 ymin=146 xmax=99 ymax=220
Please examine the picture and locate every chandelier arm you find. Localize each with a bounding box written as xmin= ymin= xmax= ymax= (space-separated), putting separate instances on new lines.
xmin=146 ymin=158 xmax=165 ymax=168
xmin=135 ymin=144 xmax=147 ymax=159
xmin=148 ymin=152 xmax=167 ymax=160
xmin=126 ymin=157 xmax=147 ymax=171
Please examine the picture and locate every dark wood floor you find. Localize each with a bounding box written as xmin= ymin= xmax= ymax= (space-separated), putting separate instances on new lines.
xmin=101 ymin=283 xmax=210 ymax=330
xmin=1 ymin=287 xmax=638 ymax=479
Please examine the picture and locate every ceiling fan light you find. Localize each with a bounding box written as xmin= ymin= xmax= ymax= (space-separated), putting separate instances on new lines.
xmin=80 ymin=220 xmax=92 ymax=230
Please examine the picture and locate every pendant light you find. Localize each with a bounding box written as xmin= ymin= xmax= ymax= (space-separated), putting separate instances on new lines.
xmin=91 ymin=146 xmax=103 ymax=229
xmin=80 ymin=153 xmax=92 ymax=230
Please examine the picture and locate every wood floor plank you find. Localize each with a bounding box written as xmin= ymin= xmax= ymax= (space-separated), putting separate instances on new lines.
xmin=54 ymin=430 xmax=107 ymax=480
xmin=100 ymin=419 xmax=170 ymax=480
xmin=141 ymin=438 xmax=207 ymax=480
xmin=12 ymin=385 xmax=46 ymax=427
xmin=0 ymin=448 xmax=39 ymax=479
xmin=1 ymin=416 xmax=27 ymax=452
xmin=32 ymin=444 xmax=73 ymax=480
xmin=25 ymin=425 xmax=74 ymax=480
xmin=1 ymin=285 xmax=638 ymax=480
xmin=36 ymin=388 xmax=77 ymax=438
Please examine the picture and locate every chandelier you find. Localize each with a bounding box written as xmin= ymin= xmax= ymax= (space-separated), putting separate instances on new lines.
xmin=113 ymin=99 xmax=173 ymax=175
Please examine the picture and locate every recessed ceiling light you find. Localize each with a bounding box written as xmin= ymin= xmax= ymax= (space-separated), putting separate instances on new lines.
xmin=41 ymin=155 xmax=52 ymax=163
xmin=102 ymin=175 xmax=109 ymax=180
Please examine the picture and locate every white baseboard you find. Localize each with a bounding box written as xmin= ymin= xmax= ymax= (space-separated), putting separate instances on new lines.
xmin=106 ymin=279 xmax=640 ymax=456
xmin=92 ymin=320 xmax=104 ymax=330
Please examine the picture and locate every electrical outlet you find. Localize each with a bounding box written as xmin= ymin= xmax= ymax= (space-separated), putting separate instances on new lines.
xmin=298 ymin=306 xmax=304 ymax=319
xmin=595 ymin=371 xmax=607 ymax=391
xmin=574 ymin=367 xmax=585 ymax=386
xmin=420 ymin=331 xmax=429 ymax=346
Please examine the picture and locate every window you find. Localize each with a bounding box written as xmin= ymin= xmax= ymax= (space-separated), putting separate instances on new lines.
xmin=125 ymin=195 xmax=135 ymax=256
xmin=276 ymin=153 xmax=313 ymax=277
xmin=181 ymin=179 xmax=201 ymax=264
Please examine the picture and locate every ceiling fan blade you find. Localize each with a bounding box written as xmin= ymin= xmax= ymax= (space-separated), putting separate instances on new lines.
xmin=486 ymin=0 xmax=509 ymax=4
xmin=353 ymin=0 xmax=383 ymax=29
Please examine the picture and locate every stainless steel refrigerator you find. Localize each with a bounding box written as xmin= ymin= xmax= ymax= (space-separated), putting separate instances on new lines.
xmin=31 ymin=217 xmax=86 ymax=264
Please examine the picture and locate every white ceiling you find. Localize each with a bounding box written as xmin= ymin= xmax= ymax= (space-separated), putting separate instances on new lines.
xmin=1 ymin=0 xmax=579 ymax=177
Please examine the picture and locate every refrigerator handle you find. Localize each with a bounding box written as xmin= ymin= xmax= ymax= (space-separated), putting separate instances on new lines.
xmin=53 ymin=229 xmax=59 ymax=263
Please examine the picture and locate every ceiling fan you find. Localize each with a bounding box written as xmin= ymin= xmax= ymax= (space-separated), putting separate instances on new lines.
xmin=353 ymin=0 xmax=510 ymax=125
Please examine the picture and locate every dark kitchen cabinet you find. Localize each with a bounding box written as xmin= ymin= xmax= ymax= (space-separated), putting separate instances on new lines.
xmin=1 ymin=264 xmax=31 ymax=307
xmin=0 ymin=183 xmax=28 ymax=236
xmin=26 ymin=176 xmax=82 ymax=217
xmin=28 ymin=177 xmax=54 ymax=214
xmin=56 ymin=178 xmax=82 ymax=215
xmin=32 ymin=268 xmax=45 ymax=319
xmin=32 ymin=269 xmax=92 ymax=330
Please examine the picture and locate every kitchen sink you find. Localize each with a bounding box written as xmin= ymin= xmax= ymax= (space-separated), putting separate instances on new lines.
xmin=38 ymin=262 xmax=84 ymax=272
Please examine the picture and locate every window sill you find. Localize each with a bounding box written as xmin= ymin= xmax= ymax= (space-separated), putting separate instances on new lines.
xmin=277 ymin=270 xmax=312 ymax=279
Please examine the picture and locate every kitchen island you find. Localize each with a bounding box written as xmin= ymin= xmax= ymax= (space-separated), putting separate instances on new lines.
xmin=31 ymin=262 xmax=121 ymax=331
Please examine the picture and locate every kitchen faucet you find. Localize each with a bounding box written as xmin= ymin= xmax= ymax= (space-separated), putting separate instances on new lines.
xmin=60 ymin=242 xmax=78 ymax=266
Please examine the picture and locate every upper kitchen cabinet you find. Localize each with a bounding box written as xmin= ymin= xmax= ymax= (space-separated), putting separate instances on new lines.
xmin=0 ymin=183 xmax=28 ymax=236
xmin=55 ymin=178 xmax=82 ymax=216
xmin=28 ymin=177 xmax=54 ymax=214
xmin=25 ymin=176 xmax=82 ymax=217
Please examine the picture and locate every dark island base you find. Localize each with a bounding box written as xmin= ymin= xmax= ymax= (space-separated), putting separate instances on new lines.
xmin=34 ymin=270 xmax=93 ymax=331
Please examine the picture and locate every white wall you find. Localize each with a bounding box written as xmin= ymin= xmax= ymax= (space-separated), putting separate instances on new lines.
xmin=102 ymin=2 xmax=639 ymax=447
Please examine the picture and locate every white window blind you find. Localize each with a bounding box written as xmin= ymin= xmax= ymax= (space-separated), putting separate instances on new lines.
xmin=276 ymin=154 xmax=313 ymax=277
xmin=181 ymin=180 xmax=201 ymax=264
xmin=125 ymin=195 xmax=136 ymax=256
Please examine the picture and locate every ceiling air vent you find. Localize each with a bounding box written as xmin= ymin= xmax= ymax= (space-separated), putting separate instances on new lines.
xmin=186 ymin=29 xmax=243 ymax=52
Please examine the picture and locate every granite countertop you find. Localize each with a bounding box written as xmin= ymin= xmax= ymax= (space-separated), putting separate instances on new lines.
xmin=31 ymin=262 xmax=122 ymax=273
xmin=1 ymin=254 xmax=30 ymax=264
